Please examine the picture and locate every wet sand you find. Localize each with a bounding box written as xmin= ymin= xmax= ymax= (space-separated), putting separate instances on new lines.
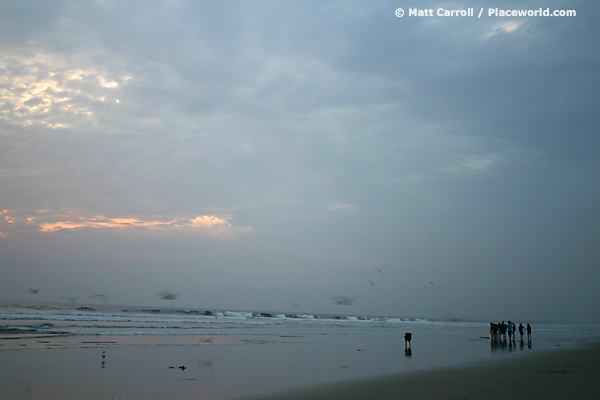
xmin=1 ymin=332 xmax=598 ymax=400
xmin=266 ymin=341 xmax=600 ymax=400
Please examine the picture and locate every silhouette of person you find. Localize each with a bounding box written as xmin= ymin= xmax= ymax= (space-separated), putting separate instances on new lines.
xmin=527 ymin=323 xmax=532 ymax=343
xmin=404 ymin=332 xmax=412 ymax=349
xmin=518 ymin=323 xmax=525 ymax=341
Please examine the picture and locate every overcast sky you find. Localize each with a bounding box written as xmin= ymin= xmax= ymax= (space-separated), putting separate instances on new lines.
xmin=1 ymin=0 xmax=599 ymax=323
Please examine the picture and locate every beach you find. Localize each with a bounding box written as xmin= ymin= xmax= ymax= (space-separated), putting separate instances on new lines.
xmin=1 ymin=301 xmax=599 ymax=399
xmin=1 ymin=334 xmax=599 ymax=400
xmin=267 ymin=341 xmax=600 ymax=400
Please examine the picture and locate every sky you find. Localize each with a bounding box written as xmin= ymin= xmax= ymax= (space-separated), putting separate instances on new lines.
xmin=1 ymin=0 xmax=599 ymax=324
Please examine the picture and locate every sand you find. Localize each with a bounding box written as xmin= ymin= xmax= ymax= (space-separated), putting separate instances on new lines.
xmin=265 ymin=341 xmax=600 ymax=400
xmin=1 ymin=333 xmax=598 ymax=400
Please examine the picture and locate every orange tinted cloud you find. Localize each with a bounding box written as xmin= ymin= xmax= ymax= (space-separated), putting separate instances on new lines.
xmin=189 ymin=215 xmax=231 ymax=228
xmin=0 ymin=209 xmax=239 ymax=236
xmin=38 ymin=216 xmax=174 ymax=232
xmin=0 ymin=210 xmax=15 ymax=237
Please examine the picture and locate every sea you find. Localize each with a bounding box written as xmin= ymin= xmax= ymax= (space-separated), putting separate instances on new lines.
xmin=1 ymin=299 xmax=598 ymax=345
xmin=0 ymin=299 xmax=428 ymax=338
xmin=1 ymin=299 xmax=599 ymax=399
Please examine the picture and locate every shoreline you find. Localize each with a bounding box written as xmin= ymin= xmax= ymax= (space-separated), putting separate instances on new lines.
xmin=262 ymin=341 xmax=600 ymax=400
xmin=2 ymin=321 xmax=599 ymax=400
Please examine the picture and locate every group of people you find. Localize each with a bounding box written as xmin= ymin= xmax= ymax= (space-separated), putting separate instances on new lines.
xmin=403 ymin=321 xmax=532 ymax=354
xmin=490 ymin=321 xmax=531 ymax=343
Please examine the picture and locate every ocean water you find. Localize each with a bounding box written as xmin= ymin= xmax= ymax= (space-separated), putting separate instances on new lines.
xmin=1 ymin=299 xmax=598 ymax=348
xmin=1 ymin=300 xmax=599 ymax=399
xmin=0 ymin=299 xmax=429 ymax=338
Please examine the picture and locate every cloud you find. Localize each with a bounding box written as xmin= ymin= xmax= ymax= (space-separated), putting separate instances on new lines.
xmin=328 ymin=203 xmax=358 ymax=212
xmin=484 ymin=21 xmax=525 ymax=39
xmin=0 ymin=210 xmax=15 ymax=237
xmin=0 ymin=209 xmax=242 ymax=236
xmin=189 ymin=215 xmax=231 ymax=228
xmin=443 ymin=155 xmax=503 ymax=173
xmin=38 ymin=216 xmax=171 ymax=232
xmin=0 ymin=46 xmax=127 ymax=128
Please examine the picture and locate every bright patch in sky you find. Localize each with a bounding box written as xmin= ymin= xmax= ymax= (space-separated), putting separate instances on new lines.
xmin=0 ymin=48 xmax=125 ymax=128
xmin=0 ymin=209 xmax=237 ymax=235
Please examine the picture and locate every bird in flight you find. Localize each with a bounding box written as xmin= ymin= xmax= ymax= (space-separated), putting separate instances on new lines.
xmin=89 ymin=294 xmax=109 ymax=302
xmin=26 ymin=288 xmax=41 ymax=294
xmin=156 ymin=291 xmax=182 ymax=300
xmin=416 ymin=280 xmax=442 ymax=290
xmin=60 ymin=296 xmax=79 ymax=302
xmin=332 ymin=296 xmax=358 ymax=306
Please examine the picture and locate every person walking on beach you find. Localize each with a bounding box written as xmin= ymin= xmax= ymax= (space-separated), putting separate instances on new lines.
xmin=527 ymin=323 xmax=532 ymax=343
xmin=404 ymin=332 xmax=412 ymax=349
xmin=507 ymin=321 xmax=513 ymax=341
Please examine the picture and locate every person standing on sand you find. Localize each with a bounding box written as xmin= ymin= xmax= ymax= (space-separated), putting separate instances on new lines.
xmin=527 ymin=323 xmax=532 ymax=343
xmin=519 ymin=323 xmax=525 ymax=341
xmin=404 ymin=332 xmax=412 ymax=349
xmin=507 ymin=321 xmax=513 ymax=341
